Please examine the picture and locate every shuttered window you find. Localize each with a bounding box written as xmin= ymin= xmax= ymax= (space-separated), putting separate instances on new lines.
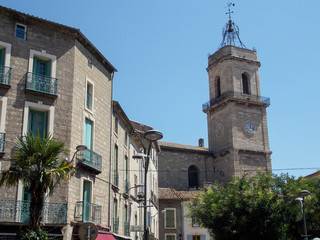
xmin=0 ymin=48 xmax=5 ymax=66
xmin=165 ymin=209 xmax=176 ymax=229
xmin=165 ymin=235 xmax=176 ymax=240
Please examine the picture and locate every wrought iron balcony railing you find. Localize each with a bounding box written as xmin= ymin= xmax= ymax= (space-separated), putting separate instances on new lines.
xmin=0 ymin=132 xmax=5 ymax=153
xmin=0 ymin=199 xmax=67 ymax=224
xmin=0 ymin=65 xmax=11 ymax=86
xmin=77 ymin=149 xmax=102 ymax=174
xmin=124 ymin=221 xmax=130 ymax=236
xmin=74 ymin=201 xmax=101 ymax=225
xmin=202 ymin=91 xmax=270 ymax=111
xmin=25 ymin=72 xmax=58 ymax=96
xmin=113 ymin=217 xmax=119 ymax=234
xmin=114 ymin=171 xmax=119 ymax=187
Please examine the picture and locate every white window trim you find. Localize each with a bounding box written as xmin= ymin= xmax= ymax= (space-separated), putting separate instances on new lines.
xmin=22 ymin=101 xmax=54 ymax=136
xmin=165 ymin=234 xmax=176 ymax=240
xmin=80 ymin=177 xmax=94 ymax=203
xmin=0 ymin=96 xmax=7 ymax=133
xmin=85 ymin=77 xmax=94 ymax=113
xmin=83 ymin=113 xmax=95 ymax=149
xmin=0 ymin=41 xmax=11 ymax=66
xmin=28 ymin=49 xmax=57 ymax=78
xmin=15 ymin=23 xmax=27 ymax=40
xmin=164 ymin=208 xmax=176 ymax=229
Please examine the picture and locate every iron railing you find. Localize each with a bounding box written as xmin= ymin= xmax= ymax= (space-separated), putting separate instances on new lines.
xmin=202 ymin=91 xmax=270 ymax=111
xmin=25 ymin=72 xmax=58 ymax=95
xmin=0 ymin=199 xmax=67 ymax=224
xmin=0 ymin=132 xmax=5 ymax=153
xmin=75 ymin=201 xmax=101 ymax=225
xmin=124 ymin=221 xmax=130 ymax=236
xmin=114 ymin=171 xmax=119 ymax=187
xmin=113 ymin=217 xmax=119 ymax=234
xmin=77 ymin=149 xmax=102 ymax=173
xmin=0 ymin=66 xmax=11 ymax=86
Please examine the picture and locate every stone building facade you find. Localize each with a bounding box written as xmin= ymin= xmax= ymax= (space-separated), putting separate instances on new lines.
xmin=0 ymin=6 xmax=161 ymax=240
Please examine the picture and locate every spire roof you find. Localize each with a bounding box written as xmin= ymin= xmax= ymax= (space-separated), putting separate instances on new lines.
xmin=218 ymin=2 xmax=246 ymax=49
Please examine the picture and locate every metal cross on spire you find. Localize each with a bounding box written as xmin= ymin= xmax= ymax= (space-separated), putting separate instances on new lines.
xmin=218 ymin=2 xmax=246 ymax=49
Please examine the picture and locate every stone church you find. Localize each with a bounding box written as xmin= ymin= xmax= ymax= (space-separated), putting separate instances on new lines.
xmin=157 ymin=7 xmax=272 ymax=240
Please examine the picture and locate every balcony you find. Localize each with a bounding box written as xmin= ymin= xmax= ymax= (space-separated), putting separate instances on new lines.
xmin=25 ymin=72 xmax=57 ymax=96
xmin=113 ymin=217 xmax=119 ymax=234
xmin=0 ymin=132 xmax=5 ymax=153
xmin=124 ymin=221 xmax=130 ymax=236
xmin=202 ymin=91 xmax=270 ymax=111
xmin=0 ymin=199 xmax=67 ymax=224
xmin=74 ymin=201 xmax=101 ymax=225
xmin=77 ymin=149 xmax=102 ymax=174
xmin=0 ymin=65 xmax=11 ymax=87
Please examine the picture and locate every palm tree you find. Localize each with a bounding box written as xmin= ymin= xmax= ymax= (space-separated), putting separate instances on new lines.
xmin=0 ymin=133 xmax=74 ymax=232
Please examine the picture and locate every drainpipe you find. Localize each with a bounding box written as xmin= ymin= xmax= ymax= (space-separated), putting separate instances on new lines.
xmin=108 ymin=71 xmax=114 ymax=229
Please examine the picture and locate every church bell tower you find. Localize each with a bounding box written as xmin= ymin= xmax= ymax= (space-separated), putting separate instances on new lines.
xmin=203 ymin=3 xmax=271 ymax=180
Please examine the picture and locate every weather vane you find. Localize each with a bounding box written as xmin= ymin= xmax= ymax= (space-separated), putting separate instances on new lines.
xmin=218 ymin=1 xmax=246 ymax=49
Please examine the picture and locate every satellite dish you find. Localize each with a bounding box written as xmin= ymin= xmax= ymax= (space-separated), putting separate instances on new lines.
xmin=78 ymin=222 xmax=98 ymax=240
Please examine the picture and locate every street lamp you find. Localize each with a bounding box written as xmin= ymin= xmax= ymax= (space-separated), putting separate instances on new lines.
xmin=133 ymin=129 xmax=163 ymax=240
xmin=295 ymin=190 xmax=311 ymax=240
xmin=67 ymin=145 xmax=88 ymax=163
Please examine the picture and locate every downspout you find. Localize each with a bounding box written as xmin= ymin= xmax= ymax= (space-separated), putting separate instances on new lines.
xmin=108 ymin=71 xmax=114 ymax=229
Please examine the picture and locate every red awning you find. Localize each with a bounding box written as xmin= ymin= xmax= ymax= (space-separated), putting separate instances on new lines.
xmin=96 ymin=232 xmax=116 ymax=240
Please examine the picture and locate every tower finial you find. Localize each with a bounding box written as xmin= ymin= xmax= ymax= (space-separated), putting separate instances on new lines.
xmin=218 ymin=2 xmax=246 ymax=49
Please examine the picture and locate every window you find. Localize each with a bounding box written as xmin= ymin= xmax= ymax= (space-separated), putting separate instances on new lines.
xmin=113 ymin=198 xmax=118 ymax=233
xmin=87 ymin=57 xmax=92 ymax=68
xmin=124 ymin=204 xmax=128 ymax=223
xmin=165 ymin=208 xmax=176 ymax=229
xmin=0 ymin=41 xmax=12 ymax=86
xmin=242 ymin=73 xmax=250 ymax=94
xmin=22 ymin=101 xmax=54 ymax=137
xmin=215 ymin=76 xmax=221 ymax=97
xmin=124 ymin=155 xmax=128 ymax=191
xmin=83 ymin=180 xmax=92 ymax=222
xmin=147 ymin=211 xmax=151 ymax=228
xmin=85 ymin=118 xmax=93 ymax=150
xmin=16 ymin=23 xmax=27 ymax=40
xmin=0 ymin=48 xmax=4 ymax=66
xmin=192 ymin=217 xmax=200 ymax=227
xmin=86 ymin=79 xmax=94 ymax=111
xmin=188 ymin=165 xmax=199 ymax=189
xmin=114 ymin=145 xmax=118 ymax=186
xmin=28 ymin=109 xmax=47 ymax=137
xmin=165 ymin=234 xmax=176 ymax=240
xmin=125 ymin=131 xmax=128 ymax=146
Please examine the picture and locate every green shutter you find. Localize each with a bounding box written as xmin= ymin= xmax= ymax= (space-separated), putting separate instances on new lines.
xmin=187 ymin=235 xmax=192 ymax=240
xmin=201 ymin=235 xmax=205 ymax=240
xmin=85 ymin=119 xmax=93 ymax=149
xmin=28 ymin=110 xmax=47 ymax=137
xmin=45 ymin=60 xmax=51 ymax=77
xmin=0 ymin=48 xmax=5 ymax=66
xmin=83 ymin=181 xmax=91 ymax=222
xmin=33 ymin=57 xmax=38 ymax=73
xmin=166 ymin=209 xmax=175 ymax=228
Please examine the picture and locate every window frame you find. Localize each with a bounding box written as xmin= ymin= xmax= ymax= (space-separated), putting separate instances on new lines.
xmin=241 ymin=72 xmax=250 ymax=94
xmin=28 ymin=49 xmax=57 ymax=79
xmin=165 ymin=234 xmax=176 ymax=240
xmin=22 ymin=101 xmax=54 ymax=136
xmin=15 ymin=23 xmax=27 ymax=40
xmin=85 ymin=77 xmax=94 ymax=113
xmin=0 ymin=41 xmax=11 ymax=67
xmin=164 ymin=208 xmax=176 ymax=229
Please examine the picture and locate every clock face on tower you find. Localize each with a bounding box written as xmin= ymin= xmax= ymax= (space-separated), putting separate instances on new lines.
xmin=245 ymin=121 xmax=256 ymax=134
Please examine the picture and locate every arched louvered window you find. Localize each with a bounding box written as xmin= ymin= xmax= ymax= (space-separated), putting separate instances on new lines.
xmin=188 ymin=165 xmax=199 ymax=189
xmin=242 ymin=73 xmax=250 ymax=94
xmin=216 ymin=77 xmax=221 ymax=97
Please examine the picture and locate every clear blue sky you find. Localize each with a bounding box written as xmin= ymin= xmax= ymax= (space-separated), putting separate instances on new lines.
xmin=2 ymin=0 xmax=319 ymax=177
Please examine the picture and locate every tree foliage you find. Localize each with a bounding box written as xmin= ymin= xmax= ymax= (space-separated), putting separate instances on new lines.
xmin=187 ymin=171 xmax=320 ymax=240
xmin=0 ymin=133 xmax=74 ymax=233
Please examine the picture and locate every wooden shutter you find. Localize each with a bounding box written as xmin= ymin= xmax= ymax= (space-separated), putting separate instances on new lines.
xmin=0 ymin=48 xmax=5 ymax=66
xmin=166 ymin=209 xmax=175 ymax=228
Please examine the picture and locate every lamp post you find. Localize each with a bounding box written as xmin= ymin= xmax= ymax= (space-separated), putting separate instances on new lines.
xmin=67 ymin=144 xmax=88 ymax=163
xmin=133 ymin=130 xmax=163 ymax=240
xmin=295 ymin=190 xmax=311 ymax=240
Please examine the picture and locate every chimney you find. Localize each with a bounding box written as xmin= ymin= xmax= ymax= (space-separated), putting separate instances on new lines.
xmin=198 ymin=138 xmax=204 ymax=147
